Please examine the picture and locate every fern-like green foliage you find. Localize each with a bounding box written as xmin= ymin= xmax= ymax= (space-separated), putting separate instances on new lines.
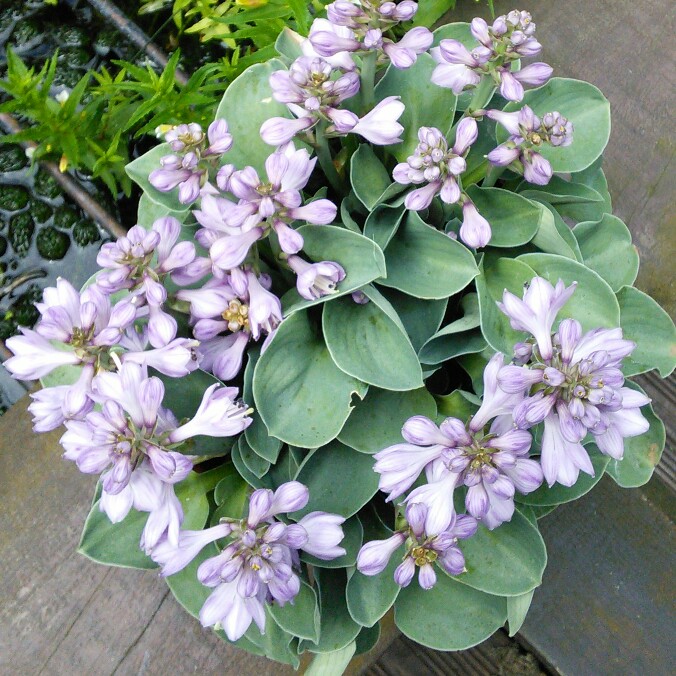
xmin=0 ymin=49 xmax=223 ymax=196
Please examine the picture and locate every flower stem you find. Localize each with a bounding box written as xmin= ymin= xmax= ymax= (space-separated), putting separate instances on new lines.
xmin=315 ymin=122 xmax=344 ymax=196
xmin=467 ymin=75 xmax=496 ymax=113
xmin=483 ymin=165 xmax=505 ymax=187
xmin=360 ymin=50 xmax=377 ymax=112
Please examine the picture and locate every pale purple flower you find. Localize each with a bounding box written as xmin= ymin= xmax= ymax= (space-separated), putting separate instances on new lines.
xmin=382 ymin=27 xmax=433 ymax=69
xmin=4 ymin=279 xmax=137 ymax=380
xmin=149 ymin=152 xmax=204 ymax=205
xmin=431 ymin=10 xmax=550 ymax=102
xmin=302 ymin=18 xmax=357 ymax=71
xmin=357 ymin=504 xmax=477 ymax=590
xmin=497 ymin=276 xmax=577 ymax=361
xmin=204 ymin=119 xmax=233 ymax=156
xmin=459 ymin=199 xmax=492 ymax=249
xmin=286 ymin=255 xmax=346 ymax=300
xmin=341 ymin=96 xmax=405 ymax=145
xmin=245 ymin=271 xmax=283 ymax=341
xmin=168 ymin=383 xmax=252 ymax=443
xmin=150 ymin=482 xmax=345 ymax=641
xmin=496 ymin=279 xmax=650 ymax=487
xmin=486 ymin=105 xmax=573 ymax=186
xmin=394 ymin=121 xmax=478 ymax=211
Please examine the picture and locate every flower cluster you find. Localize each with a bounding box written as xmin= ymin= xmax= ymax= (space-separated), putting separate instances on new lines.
xmin=262 ymin=54 xmax=405 ymax=147
xmin=497 ymin=278 xmax=650 ymax=486
xmin=150 ymin=121 xmax=233 ymax=204
xmin=392 ymin=119 xmax=492 ymax=248
xmin=486 ymin=106 xmax=573 ymax=185
xmin=357 ymin=503 xmax=477 ymax=590
xmin=365 ymin=277 xmax=649 ymax=562
xmin=309 ymin=1 xmax=433 ymax=70
xmin=431 ymin=10 xmax=552 ymax=101
xmin=151 ymin=482 xmax=345 ymax=641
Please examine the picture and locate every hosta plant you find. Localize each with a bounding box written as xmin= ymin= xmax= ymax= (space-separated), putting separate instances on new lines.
xmin=7 ymin=3 xmax=674 ymax=672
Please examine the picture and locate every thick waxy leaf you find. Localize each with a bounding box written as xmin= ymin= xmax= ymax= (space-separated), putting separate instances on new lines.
xmin=530 ymin=199 xmax=582 ymax=261
xmin=517 ymin=451 xmax=609 ymax=507
xmin=616 ymin=285 xmax=676 ymax=378
xmin=136 ymin=193 xmax=191 ymax=229
xmin=466 ymin=186 xmax=542 ymax=247
xmin=379 ymin=211 xmax=479 ymax=299
xmin=215 ymin=59 xmax=291 ymax=174
xmin=304 ymin=568 xmax=361 ymax=654
xmin=520 ymin=175 xmax=608 ymax=223
xmin=156 ymin=369 xmax=234 ymax=456
xmin=435 ymin=389 xmax=480 ymax=423
xmin=375 ymin=52 xmax=457 ymax=162
xmin=282 ymin=225 xmax=386 ymax=315
xmin=251 ymin=608 xmax=300 ymax=667
xmin=606 ymin=382 xmax=666 ymax=488
xmin=476 ymin=256 xmax=538 ymax=355
xmin=350 ymin=145 xmax=392 ymax=211
xmin=363 ymin=203 xmax=406 ymax=250
xmin=378 ymin=287 xmax=448 ymax=353
xmin=78 ymin=466 xmax=225 ymax=569
xmin=269 ymin=581 xmax=320 ymax=642
xmin=253 ymin=311 xmax=368 ymax=448
xmin=322 ymin=287 xmax=423 ymax=391
xmin=292 ymin=441 xmax=379 ymax=518
xmin=243 ymin=348 xmax=283 ymax=464
xmin=394 ymin=574 xmax=507 ymax=650
xmin=419 ymin=294 xmax=485 ymax=365
xmin=507 ymin=590 xmax=535 ymax=637
xmin=455 ymin=510 xmax=547 ymax=596
xmin=125 ymin=143 xmax=192 ymax=214
xmin=500 ymin=78 xmax=611 ymax=173
xmin=571 ymin=157 xmax=612 ymax=213
xmin=275 ymin=27 xmax=304 ymax=62
xmin=239 ymin=435 xmax=271 ymax=478
xmin=338 ymin=386 xmax=436 ymax=454
xmin=517 ymin=253 xmax=621 ymax=330
xmin=572 ymin=214 xmax=639 ymax=292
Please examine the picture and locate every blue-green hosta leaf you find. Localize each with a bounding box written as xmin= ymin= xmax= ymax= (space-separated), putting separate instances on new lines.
xmin=476 ymin=256 xmax=538 ymax=355
xmin=363 ymin=203 xmax=406 ymax=250
xmin=136 ymin=192 xmax=191 ymax=229
xmin=274 ymin=27 xmax=304 ymax=62
xmin=529 ymin=199 xmax=582 ymax=261
xmin=379 ymin=211 xmax=479 ymax=299
xmin=322 ymin=287 xmax=423 ymax=391
xmin=466 ymin=185 xmax=543 ymax=247
xmin=616 ymin=285 xmax=676 ymax=377
xmin=303 ymin=568 xmax=362 ymax=654
xmin=269 ymin=581 xmax=320 ymax=642
xmin=506 ymin=590 xmax=535 ymax=637
xmin=253 ymin=311 xmax=368 ymax=448
xmin=517 ymin=253 xmax=621 ymax=330
xmin=454 ymin=509 xmax=547 ymax=596
xmin=214 ymin=59 xmax=291 ymax=175
xmin=394 ymin=573 xmax=507 ymax=650
xmin=291 ymin=440 xmax=379 ymax=518
xmin=572 ymin=214 xmax=639 ymax=292
xmin=375 ymin=52 xmax=457 ymax=162
xmin=281 ymin=225 xmax=386 ymax=315
xmin=350 ymin=144 xmax=392 ymax=211
xmin=500 ymin=78 xmax=611 ymax=173
xmin=435 ymin=389 xmax=480 ymax=423
xmin=125 ymin=143 xmax=192 ymax=214
xmin=338 ymin=386 xmax=437 ymax=454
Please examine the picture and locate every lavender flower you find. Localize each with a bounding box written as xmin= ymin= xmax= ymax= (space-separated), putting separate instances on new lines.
xmin=357 ymin=503 xmax=477 ymax=590
xmin=486 ymin=106 xmax=573 ymax=186
xmin=149 ymin=121 xmax=233 ymax=204
xmin=393 ymin=120 xmax=477 ymax=211
xmin=150 ymin=482 xmax=345 ymax=641
xmin=4 ymin=278 xmax=137 ymax=380
xmin=309 ymin=3 xmax=433 ymax=70
xmin=286 ymin=255 xmax=346 ymax=300
xmin=431 ymin=10 xmax=552 ymax=102
xmin=497 ymin=278 xmax=650 ymax=486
